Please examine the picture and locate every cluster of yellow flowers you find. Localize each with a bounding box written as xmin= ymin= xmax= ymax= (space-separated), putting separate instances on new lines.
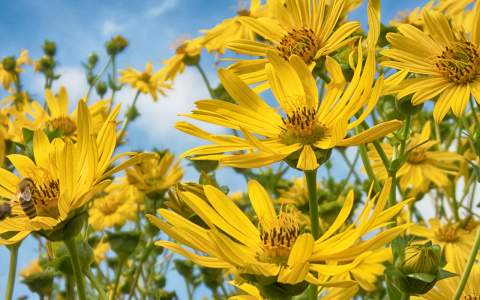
xmin=1 ymin=0 xmax=480 ymax=299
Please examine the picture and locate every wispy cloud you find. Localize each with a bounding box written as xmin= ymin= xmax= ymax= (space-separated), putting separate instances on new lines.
xmin=146 ymin=0 xmax=179 ymax=18
xmin=101 ymin=19 xmax=125 ymax=36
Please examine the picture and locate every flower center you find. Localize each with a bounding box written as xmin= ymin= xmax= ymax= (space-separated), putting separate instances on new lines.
xmin=176 ymin=43 xmax=187 ymax=55
xmin=463 ymin=295 xmax=480 ymax=300
xmin=277 ymin=28 xmax=319 ymax=63
xmin=280 ymin=107 xmax=326 ymax=145
xmin=435 ymin=224 xmax=459 ymax=243
xmin=435 ymin=41 xmax=480 ymax=84
xmin=17 ymin=171 xmax=60 ymax=219
xmin=138 ymin=72 xmax=151 ymax=83
xmin=237 ymin=9 xmax=250 ymax=16
xmin=97 ymin=197 xmax=122 ymax=215
xmin=406 ymin=147 xmax=427 ymax=164
xmin=259 ymin=211 xmax=299 ymax=264
xmin=48 ymin=116 xmax=77 ymax=136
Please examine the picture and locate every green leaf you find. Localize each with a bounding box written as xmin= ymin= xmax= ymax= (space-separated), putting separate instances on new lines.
xmin=437 ymin=269 xmax=458 ymax=280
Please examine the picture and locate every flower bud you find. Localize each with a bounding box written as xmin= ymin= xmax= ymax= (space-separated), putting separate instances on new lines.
xmin=42 ymin=40 xmax=57 ymax=57
xmin=106 ymin=35 xmax=129 ymax=56
xmin=2 ymin=56 xmax=17 ymax=72
xmin=107 ymin=231 xmax=140 ymax=259
xmin=21 ymin=271 xmax=55 ymax=297
xmin=88 ymin=52 xmax=99 ymax=67
xmin=96 ymin=81 xmax=108 ymax=98
xmin=401 ymin=243 xmax=441 ymax=275
xmin=396 ymin=95 xmax=423 ymax=116
xmin=174 ymin=259 xmax=195 ymax=281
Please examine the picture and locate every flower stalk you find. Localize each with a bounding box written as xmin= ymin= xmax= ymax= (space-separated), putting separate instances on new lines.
xmin=5 ymin=244 xmax=19 ymax=300
xmin=453 ymin=228 xmax=480 ymax=300
xmin=64 ymin=238 xmax=87 ymax=300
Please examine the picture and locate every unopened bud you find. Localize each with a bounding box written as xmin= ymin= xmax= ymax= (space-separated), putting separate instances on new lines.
xmin=2 ymin=56 xmax=16 ymax=72
xmin=42 ymin=40 xmax=57 ymax=57
xmin=96 ymin=81 xmax=108 ymax=98
xmin=106 ymin=35 xmax=129 ymax=56
xmin=401 ymin=242 xmax=441 ymax=275
xmin=88 ymin=52 xmax=99 ymax=67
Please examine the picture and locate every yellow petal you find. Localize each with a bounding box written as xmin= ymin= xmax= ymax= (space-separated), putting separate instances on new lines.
xmin=247 ymin=180 xmax=277 ymax=227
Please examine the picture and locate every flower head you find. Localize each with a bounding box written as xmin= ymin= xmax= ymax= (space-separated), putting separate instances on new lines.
xmin=0 ymin=101 xmax=149 ymax=244
xmin=147 ymin=180 xmax=410 ymax=296
xmin=382 ymin=3 xmax=480 ymax=122
xmin=0 ymin=50 xmax=31 ymax=90
xmin=120 ymin=61 xmax=171 ymax=101
xmin=161 ymin=37 xmax=204 ymax=81
xmin=225 ymin=0 xmax=361 ymax=87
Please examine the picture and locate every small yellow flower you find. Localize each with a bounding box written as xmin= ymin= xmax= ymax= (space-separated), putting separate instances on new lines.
xmin=120 ymin=61 xmax=171 ymax=101
xmin=369 ymin=122 xmax=463 ymax=194
xmin=382 ymin=3 xmax=480 ymax=122
xmin=20 ymin=259 xmax=42 ymax=278
xmin=89 ymin=181 xmax=138 ymax=231
xmin=126 ymin=151 xmax=183 ymax=194
xmin=0 ymin=50 xmax=31 ymax=90
xmin=11 ymin=86 xmax=109 ymax=138
xmin=161 ymin=37 xmax=204 ymax=81
xmin=93 ymin=242 xmax=110 ymax=264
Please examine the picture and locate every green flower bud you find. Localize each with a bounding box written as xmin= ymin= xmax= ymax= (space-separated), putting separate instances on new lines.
xmin=174 ymin=259 xmax=195 ymax=281
xmin=107 ymin=231 xmax=140 ymax=259
xmin=378 ymin=95 xmax=405 ymax=121
xmin=39 ymin=55 xmax=55 ymax=70
xmin=22 ymin=271 xmax=55 ymax=297
xmin=88 ymin=52 xmax=99 ymax=67
xmin=200 ymin=267 xmax=223 ymax=291
xmin=2 ymin=56 xmax=17 ymax=72
xmin=154 ymin=273 xmax=167 ymax=288
xmin=396 ymin=95 xmax=423 ymax=116
xmin=401 ymin=242 xmax=441 ymax=275
xmin=42 ymin=40 xmax=57 ymax=57
xmin=105 ymin=35 xmax=129 ymax=56
xmin=96 ymin=81 xmax=108 ymax=98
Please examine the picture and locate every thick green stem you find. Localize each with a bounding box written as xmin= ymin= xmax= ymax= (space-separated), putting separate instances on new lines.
xmin=194 ymin=63 xmax=214 ymax=98
xmin=470 ymin=97 xmax=479 ymax=127
xmin=111 ymin=258 xmax=126 ymax=300
xmin=453 ymin=228 xmax=480 ymax=300
xmin=66 ymin=275 xmax=75 ymax=300
xmin=304 ymin=169 xmax=319 ymax=300
xmin=86 ymin=269 xmax=108 ymax=300
xmin=64 ymin=238 xmax=87 ymax=300
xmin=359 ymin=143 xmax=381 ymax=193
xmin=5 ymin=244 xmax=19 ymax=300
xmin=304 ymin=169 xmax=320 ymax=239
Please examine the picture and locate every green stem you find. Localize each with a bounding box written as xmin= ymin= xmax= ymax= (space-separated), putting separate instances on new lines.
xmin=86 ymin=269 xmax=108 ymax=300
xmin=470 ymin=97 xmax=479 ymax=127
xmin=5 ymin=244 xmax=19 ymax=300
xmin=127 ymin=243 xmax=154 ymax=300
xmin=86 ymin=56 xmax=112 ymax=102
xmin=118 ymin=90 xmax=141 ymax=140
xmin=110 ymin=55 xmax=118 ymax=107
xmin=66 ymin=275 xmax=75 ymax=300
xmin=184 ymin=277 xmax=193 ymax=300
xmin=453 ymin=228 xmax=480 ymax=300
xmin=304 ymin=169 xmax=320 ymax=239
xmin=359 ymin=143 xmax=381 ymax=193
xmin=194 ymin=63 xmax=214 ymax=98
xmin=304 ymin=169 xmax=319 ymax=300
xmin=389 ymin=115 xmax=411 ymax=207
xmin=399 ymin=115 xmax=411 ymax=157
xmin=64 ymin=238 xmax=87 ymax=300
xmin=111 ymin=258 xmax=126 ymax=300
xmin=372 ymin=140 xmax=391 ymax=171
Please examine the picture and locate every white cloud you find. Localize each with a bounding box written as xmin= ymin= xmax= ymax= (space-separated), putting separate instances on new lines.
xmin=101 ymin=19 xmax=125 ymax=36
xmin=52 ymin=66 xmax=89 ymax=109
xmin=119 ymin=69 xmax=225 ymax=152
xmin=146 ymin=0 xmax=179 ymax=17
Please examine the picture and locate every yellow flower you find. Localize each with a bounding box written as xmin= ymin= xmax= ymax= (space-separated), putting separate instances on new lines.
xmin=11 ymin=86 xmax=109 ymax=138
xmin=225 ymin=0 xmax=361 ymax=87
xmin=120 ymin=61 xmax=171 ymax=101
xmin=161 ymin=37 xmax=204 ymax=81
xmin=201 ymin=0 xmax=266 ymax=54
xmin=410 ymin=218 xmax=477 ymax=264
xmin=381 ymin=4 xmax=480 ymax=122
xmin=89 ymin=181 xmax=138 ymax=231
xmin=0 ymin=50 xmax=31 ymax=90
xmin=412 ymin=260 xmax=480 ymax=300
xmin=177 ymin=44 xmax=401 ymax=170
xmin=0 ymin=101 xmax=148 ymax=244
xmin=126 ymin=151 xmax=183 ymax=194
xmin=369 ymin=122 xmax=463 ymax=193
xmin=147 ymin=180 xmax=410 ymax=291
xmin=20 ymin=259 xmax=42 ymax=278
xmin=93 ymin=242 xmax=110 ymax=264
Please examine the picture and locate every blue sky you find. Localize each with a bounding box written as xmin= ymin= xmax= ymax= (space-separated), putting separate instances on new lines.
xmin=0 ymin=0 xmax=430 ymax=298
